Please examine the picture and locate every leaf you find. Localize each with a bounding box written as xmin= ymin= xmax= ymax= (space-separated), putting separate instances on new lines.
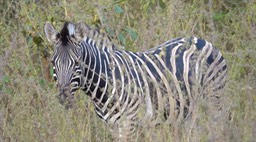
xmin=213 ymin=12 xmax=226 ymax=21
xmin=3 ymin=75 xmax=10 ymax=83
xmin=113 ymin=0 xmax=127 ymax=5
xmin=50 ymin=67 xmax=54 ymax=77
xmin=33 ymin=36 xmax=43 ymax=46
xmin=50 ymin=17 xmax=54 ymax=23
xmin=114 ymin=5 xmax=123 ymax=14
xmin=26 ymin=36 xmax=33 ymax=45
xmin=159 ymin=0 xmax=166 ymax=9
xmin=118 ymin=32 xmax=126 ymax=45
xmin=39 ymin=79 xmax=45 ymax=87
xmin=125 ymin=28 xmax=138 ymax=40
xmin=106 ymin=28 xmax=115 ymax=38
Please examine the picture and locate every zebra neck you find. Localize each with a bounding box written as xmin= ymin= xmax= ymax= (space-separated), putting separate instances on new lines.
xmin=80 ymin=37 xmax=110 ymax=105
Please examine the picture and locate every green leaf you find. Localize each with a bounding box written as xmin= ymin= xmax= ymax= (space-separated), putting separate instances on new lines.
xmin=159 ymin=0 xmax=166 ymax=9
xmin=33 ymin=36 xmax=43 ymax=46
xmin=114 ymin=5 xmax=123 ymax=14
xmin=2 ymin=75 xmax=10 ymax=83
xmin=106 ymin=28 xmax=115 ymax=38
xmin=125 ymin=28 xmax=138 ymax=40
xmin=113 ymin=0 xmax=127 ymax=5
xmin=26 ymin=36 xmax=33 ymax=45
xmin=50 ymin=17 xmax=55 ymax=23
xmin=39 ymin=79 xmax=45 ymax=87
xmin=50 ymin=67 xmax=54 ymax=77
xmin=118 ymin=32 xmax=126 ymax=45
xmin=213 ymin=12 xmax=226 ymax=21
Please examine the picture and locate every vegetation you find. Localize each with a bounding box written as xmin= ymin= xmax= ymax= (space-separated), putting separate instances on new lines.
xmin=0 ymin=0 xmax=255 ymax=141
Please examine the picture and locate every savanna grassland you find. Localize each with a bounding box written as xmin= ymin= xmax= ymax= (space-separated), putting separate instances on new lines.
xmin=0 ymin=0 xmax=256 ymax=141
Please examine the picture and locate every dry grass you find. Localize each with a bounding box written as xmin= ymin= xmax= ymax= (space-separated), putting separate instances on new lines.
xmin=0 ymin=0 xmax=255 ymax=141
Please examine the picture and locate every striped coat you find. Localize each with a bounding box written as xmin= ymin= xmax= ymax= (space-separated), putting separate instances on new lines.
xmin=44 ymin=21 xmax=227 ymax=140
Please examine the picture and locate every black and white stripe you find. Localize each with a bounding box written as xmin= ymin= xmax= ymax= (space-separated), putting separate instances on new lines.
xmin=44 ymin=21 xmax=227 ymax=140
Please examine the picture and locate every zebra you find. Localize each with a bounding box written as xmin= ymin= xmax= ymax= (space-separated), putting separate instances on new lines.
xmin=44 ymin=21 xmax=227 ymax=140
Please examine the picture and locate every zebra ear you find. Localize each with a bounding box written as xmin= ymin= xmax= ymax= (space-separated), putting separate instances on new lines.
xmin=74 ymin=22 xmax=88 ymax=42
xmin=44 ymin=22 xmax=58 ymax=44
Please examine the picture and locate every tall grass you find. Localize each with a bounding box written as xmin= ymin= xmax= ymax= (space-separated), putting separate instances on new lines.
xmin=0 ymin=0 xmax=255 ymax=141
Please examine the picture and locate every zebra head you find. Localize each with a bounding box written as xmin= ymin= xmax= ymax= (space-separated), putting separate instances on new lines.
xmin=44 ymin=22 xmax=87 ymax=108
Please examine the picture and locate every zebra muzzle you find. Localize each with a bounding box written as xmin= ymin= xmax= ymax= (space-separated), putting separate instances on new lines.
xmin=58 ymin=85 xmax=74 ymax=109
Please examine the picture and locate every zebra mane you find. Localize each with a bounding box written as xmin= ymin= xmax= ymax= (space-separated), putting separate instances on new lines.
xmin=59 ymin=21 xmax=122 ymax=50
xmin=60 ymin=22 xmax=75 ymax=36
xmin=83 ymin=25 xmax=118 ymax=50
xmin=59 ymin=22 xmax=76 ymax=45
